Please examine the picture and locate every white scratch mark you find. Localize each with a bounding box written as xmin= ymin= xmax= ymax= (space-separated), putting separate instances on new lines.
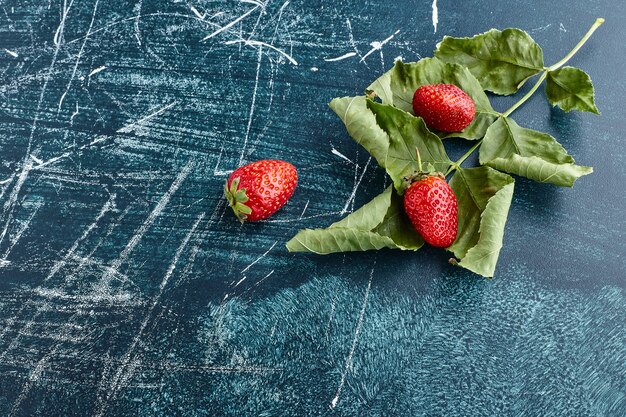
xmin=326 ymin=295 xmax=337 ymax=334
xmin=331 ymin=147 xmax=354 ymax=164
xmin=432 ymin=0 xmax=438 ymax=33
xmin=29 ymin=155 xmax=43 ymax=165
xmin=214 ymin=170 xmax=233 ymax=176
xmin=255 ymin=269 xmax=274 ymax=287
xmin=9 ymin=344 xmax=61 ymax=416
xmin=93 ymin=212 xmax=205 ymax=417
xmin=299 ymin=200 xmax=309 ymax=219
xmin=190 ymin=5 xmax=205 ymax=20
xmin=53 ymin=0 xmax=74 ymax=46
xmin=324 ymin=52 xmax=357 ymax=62
xmin=0 ymin=161 xmax=32 ymax=249
xmin=200 ymin=6 xmax=259 ymax=41
xmin=208 ymin=11 xmax=224 ymax=20
xmin=89 ymin=65 xmax=106 ymax=77
xmin=213 ymin=143 xmax=233 ymax=176
xmin=360 ymin=30 xmax=400 ymax=63
xmin=225 ymin=39 xmax=298 ymax=65
xmin=310 ymin=67 xmax=319 ymax=72
xmin=394 ymin=55 xmax=403 ymax=62
xmin=345 ymin=18 xmax=363 ymax=60
xmin=240 ymin=240 xmax=278 ymax=273
xmin=10 ymin=0 xmax=72 ymax=236
xmin=262 ymin=211 xmax=342 ymax=223
xmin=45 ymin=194 xmax=116 ymax=282
xmin=530 ymin=23 xmax=552 ymax=33
xmin=27 ymin=101 xmax=175 ymax=172
xmin=559 ymin=23 xmax=567 ymax=33
xmin=240 ymin=0 xmax=264 ymax=7
xmin=117 ymin=101 xmax=177 ymax=133
xmin=4 ymin=49 xmax=18 ymax=57
xmin=278 ymin=1 xmax=289 ymax=14
xmin=133 ymin=0 xmax=142 ymax=46
xmin=238 ymin=45 xmax=263 ymax=165
xmin=63 ymin=206 xmax=131 ymax=284
xmin=98 ymin=161 xmax=194 ymax=286
xmin=330 ymin=263 xmax=375 ymax=409
xmin=233 ymin=276 xmax=247 ymax=288
xmin=341 ymin=157 xmax=371 ymax=214
xmin=269 ymin=318 xmax=278 ymax=337
xmin=0 ymin=202 xmax=41 ymax=264
xmin=58 ymin=0 xmax=99 ymax=112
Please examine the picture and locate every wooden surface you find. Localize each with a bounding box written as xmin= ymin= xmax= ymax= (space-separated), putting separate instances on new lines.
xmin=0 ymin=0 xmax=624 ymax=415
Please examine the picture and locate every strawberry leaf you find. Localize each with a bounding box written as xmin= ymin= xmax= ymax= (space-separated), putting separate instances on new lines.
xmin=435 ymin=28 xmax=544 ymax=95
xmin=546 ymin=66 xmax=599 ymax=114
xmin=328 ymin=97 xmax=452 ymax=193
xmin=448 ymin=167 xmax=515 ymax=278
xmin=366 ymin=68 xmax=393 ymax=104
xmin=479 ymin=116 xmax=593 ymax=187
xmin=366 ymin=100 xmax=452 ymax=191
xmin=329 ymin=96 xmax=390 ymax=168
xmin=286 ymin=187 xmax=423 ymax=254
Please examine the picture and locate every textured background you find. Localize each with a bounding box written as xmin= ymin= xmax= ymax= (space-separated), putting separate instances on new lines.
xmin=0 ymin=0 xmax=624 ymax=416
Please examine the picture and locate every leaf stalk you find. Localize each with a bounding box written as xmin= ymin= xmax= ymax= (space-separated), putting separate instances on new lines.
xmin=446 ymin=139 xmax=483 ymax=176
xmin=547 ymin=17 xmax=605 ymax=71
xmin=502 ymin=17 xmax=604 ymax=118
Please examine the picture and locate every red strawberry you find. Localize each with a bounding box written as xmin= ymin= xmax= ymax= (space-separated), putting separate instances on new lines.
xmin=404 ymin=173 xmax=458 ymax=248
xmin=403 ymin=149 xmax=458 ymax=248
xmin=224 ymin=159 xmax=297 ymax=222
xmin=412 ymin=84 xmax=475 ymax=132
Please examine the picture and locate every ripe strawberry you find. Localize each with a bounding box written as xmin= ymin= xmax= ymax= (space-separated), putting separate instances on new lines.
xmin=224 ymin=159 xmax=297 ymax=222
xmin=403 ymin=147 xmax=458 ymax=248
xmin=412 ymin=84 xmax=475 ymax=132
xmin=404 ymin=173 xmax=458 ymax=248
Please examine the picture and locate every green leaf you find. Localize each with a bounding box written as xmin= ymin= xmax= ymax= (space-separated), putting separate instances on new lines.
xmin=448 ymin=167 xmax=515 ymax=277
xmin=366 ymin=67 xmax=394 ymax=104
xmin=329 ymin=97 xmax=452 ymax=193
xmin=479 ymin=116 xmax=593 ymax=187
xmin=546 ymin=66 xmax=599 ymax=114
xmin=435 ymin=28 xmax=544 ymax=95
xmin=389 ymin=58 xmax=499 ymax=140
xmin=329 ymin=96 xmax=390 ymax=167
xmin=371 ymin=191 xmax=424 ymax=249
xmin=366 ymin=100 xmax=452 ymax=191
xmin=286 ymin=187 xmax=423 ymax=254
xmin=330 ymin=186 xmax=394 ymax=229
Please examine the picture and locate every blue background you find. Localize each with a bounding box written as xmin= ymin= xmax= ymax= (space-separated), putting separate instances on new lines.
xmin=0 ymin=0 xmax=624 ymax=415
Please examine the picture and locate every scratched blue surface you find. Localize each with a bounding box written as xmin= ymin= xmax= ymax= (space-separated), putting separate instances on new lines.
xmin=0 ymin=0 xmax=624 ymax=415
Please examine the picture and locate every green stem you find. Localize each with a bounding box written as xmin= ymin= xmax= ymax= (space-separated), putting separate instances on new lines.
xmin=502 ymin=17 xmax=604 ymax=118
xmin=502 ymin=71 xmax=547 ymax=117
xmin=548 ymin=17 xmax=605 ymax=71
xmin=446 ymin=139 xmax=483 ymax=176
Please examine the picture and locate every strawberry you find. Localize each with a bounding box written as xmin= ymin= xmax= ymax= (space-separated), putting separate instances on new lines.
xmin=412 ymin=84 xmax=475 ymax=132
xmin=224 ymin=159 xmax=297 ymax=222
xmin=403 ymin=150 xmax=458 ymax=248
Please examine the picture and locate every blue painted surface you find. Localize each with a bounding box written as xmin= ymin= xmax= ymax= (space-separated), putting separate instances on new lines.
xmin=0 ymin=0 xmax=624 ymax=415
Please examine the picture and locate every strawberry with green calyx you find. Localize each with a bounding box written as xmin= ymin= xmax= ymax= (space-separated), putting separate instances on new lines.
xmin=403 ymin=149 xmax=458 ymax=248
xmin=412 ymin=84 xmax=475 ymax=132
xmin=224 ymin=159 xmax=298 ymax=223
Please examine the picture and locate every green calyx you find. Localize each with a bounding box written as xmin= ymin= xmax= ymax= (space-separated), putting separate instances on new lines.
xmin=224 ymin=177 xmax=252 ymax=223
xmin=402 ymin=148 xmax=443 ymax=190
